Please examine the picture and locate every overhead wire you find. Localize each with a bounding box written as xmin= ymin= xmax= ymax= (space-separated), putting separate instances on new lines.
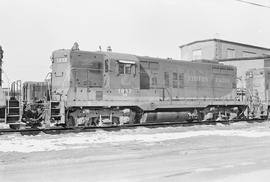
xmin=235 ymin=0 xmax=270 ymax=9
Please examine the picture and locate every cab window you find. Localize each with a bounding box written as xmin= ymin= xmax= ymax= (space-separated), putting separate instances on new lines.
xmin=119 ymin=63 xmax=131 ymax=74
xmin=125 ymin=64 xmax=131 ymax=74
xmin=119 ymin=63 xmax=124 ymax=74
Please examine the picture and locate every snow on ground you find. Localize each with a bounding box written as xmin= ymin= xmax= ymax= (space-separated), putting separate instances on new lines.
xmin=1 ymin=121 xmax=270 ymax=182
xmin=1 ymin=121 xmax=270 ymax=153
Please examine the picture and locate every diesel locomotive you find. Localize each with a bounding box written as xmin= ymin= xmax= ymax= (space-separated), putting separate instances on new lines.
xmin=46 ymin=47 xmax=248 ymax=127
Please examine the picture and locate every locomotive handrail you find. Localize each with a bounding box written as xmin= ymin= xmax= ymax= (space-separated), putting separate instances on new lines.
xmin=170 ymin=97 xmax=236 ymax=102
xmin=154 ymin=92 xmax=239 ymax=103
xmin=44 ymin=72 xmax=52 ymax=101
xmin=70 ymin=67 xmax=103 ymax=71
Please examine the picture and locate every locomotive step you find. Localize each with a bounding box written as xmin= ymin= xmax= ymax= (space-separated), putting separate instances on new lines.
xmin=7 ymin=103 xmax=20 ymax=107
xmin=7 ymin=99 xmax=19 ymax=102
xmin=7 ymin=115 xmax=20 ymax=117
xmin=51 ymin=115 xmax=61 ymax=117
xmin=7 ymin=113 xmax=20 ymax=115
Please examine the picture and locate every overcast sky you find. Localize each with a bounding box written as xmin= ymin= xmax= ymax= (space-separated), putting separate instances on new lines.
xmin=0 ymin=0 xmax=270 ymax=87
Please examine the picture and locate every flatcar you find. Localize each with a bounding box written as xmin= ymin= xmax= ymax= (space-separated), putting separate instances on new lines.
xmin=48 ymin=47 xmax=247 ymax=127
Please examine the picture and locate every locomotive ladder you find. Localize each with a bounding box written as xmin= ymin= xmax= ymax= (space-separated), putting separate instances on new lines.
xmin=50 ymin=101 xmax=65 ymax=124
xmin=50 ymin=101 xmax=61 ymax=121
xmin=5 ymin=80 xmax=22 ymax=123
xmin=0 ymin=107 xmax=5 ymax=123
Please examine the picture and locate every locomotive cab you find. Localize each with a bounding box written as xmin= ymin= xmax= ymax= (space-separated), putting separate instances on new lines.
xmin=51 ymin=49 xmax=141 ymax=126
xmin=103 ymin=52 xmax=140 ymax=90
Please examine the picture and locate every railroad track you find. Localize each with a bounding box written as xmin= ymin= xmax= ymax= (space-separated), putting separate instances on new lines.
xmin=0 ymin=118 xmax=267 ymax=135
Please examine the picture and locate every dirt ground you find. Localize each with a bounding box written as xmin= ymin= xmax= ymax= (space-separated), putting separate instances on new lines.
xmin=1 ymin=122 xmax=270 ymax=182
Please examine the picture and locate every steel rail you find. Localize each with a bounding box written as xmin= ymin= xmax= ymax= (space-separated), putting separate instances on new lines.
xmin=0 ymin=118 xmax=267 ymax=135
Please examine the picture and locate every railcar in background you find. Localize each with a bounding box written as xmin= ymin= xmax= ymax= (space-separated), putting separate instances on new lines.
xmin=245 ymin=68 xmax=270 ymax=118
xmin=0 ymin=46 xmax=6 ymax=124
xmin=23 ymin=81 xmax=50 ymax=104
xmin=0 ymin=88 xmax=6 ymax=123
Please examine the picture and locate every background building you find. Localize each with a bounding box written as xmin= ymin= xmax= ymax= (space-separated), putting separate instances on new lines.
xmin=179 ymin=39 xmax=270 ymax=90
xmin=179 ymin=39 xmax=270 ymax=61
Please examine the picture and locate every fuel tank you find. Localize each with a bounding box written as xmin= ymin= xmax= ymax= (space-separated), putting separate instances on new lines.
xmin=142 ymin=112 xmax=191 ymax=123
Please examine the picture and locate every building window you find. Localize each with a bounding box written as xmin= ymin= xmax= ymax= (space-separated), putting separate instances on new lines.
xmin=173 ymin=72 xmax=178 ymax=88
xmin=164 ymin=72 xmax=170 ymax=87
xmin=226 ymin=48 xmax=235 ymax=58
xmin=192 ymin=49 xmax=202 ymax=60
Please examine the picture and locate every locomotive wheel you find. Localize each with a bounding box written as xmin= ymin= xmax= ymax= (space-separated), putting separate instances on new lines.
xmin=66 ymin=116 xmax=76 ymax=127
